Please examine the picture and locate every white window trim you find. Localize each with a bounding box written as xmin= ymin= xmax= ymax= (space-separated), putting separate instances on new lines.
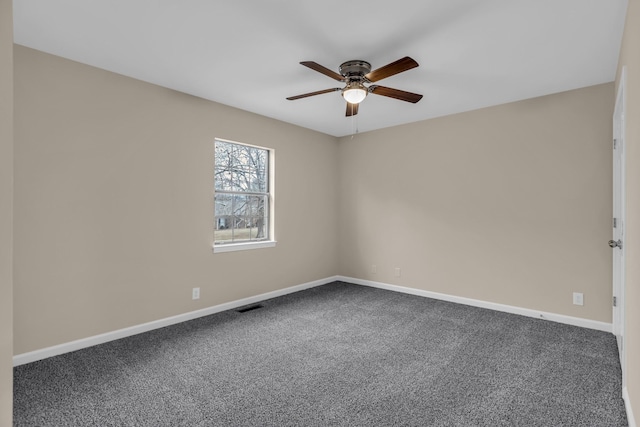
xmin=213 ymin=138 xmax=276 ymax=253
xmin=213 ymin=240 xmax=277 ymax=253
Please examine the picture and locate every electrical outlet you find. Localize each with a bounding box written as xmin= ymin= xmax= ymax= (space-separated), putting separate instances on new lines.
xmin=573 ymin=292 xmax=583 ymax=306
xmin=394 ymin=267 xmax=401 ymax=278
xmin=371 ymin=264 xmax=377 ymax=274
xmin=192 ymin=287 xmax=200 ymax=300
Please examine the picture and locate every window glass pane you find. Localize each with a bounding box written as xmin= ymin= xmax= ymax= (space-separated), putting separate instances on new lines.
xmin=256 ymin=220 xmax=268 ymax=240
xmin=214 ymin=194 xmax=233 ymax=243
xmin=214 ymin=141 xmax=234 ymax=191
xmin=252 ymin=149 xmax=268 ymax=193
xmin=215 ymin=194 xmax=233 ymax=219
xmin=249 ymin=195 xmax=267 ymax=240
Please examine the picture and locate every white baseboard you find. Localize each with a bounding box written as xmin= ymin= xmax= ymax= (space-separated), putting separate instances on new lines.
xmin=337 ymin=276 xmax=612 ymax=333
xmin=13 ymin=275 xmax=613 ymax=366
xmin=13 ymin=275 xmax=338 ymax=366
xmin=624 ymin=387 xmax=637 ymax=427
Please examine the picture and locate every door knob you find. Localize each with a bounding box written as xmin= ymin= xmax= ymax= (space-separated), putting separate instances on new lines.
xmin=609 ymin=239 xmax=623 ymax=249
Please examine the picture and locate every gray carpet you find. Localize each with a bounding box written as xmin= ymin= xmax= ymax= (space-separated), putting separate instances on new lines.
xmin=13 ymin=281 xmax=628 ymax=426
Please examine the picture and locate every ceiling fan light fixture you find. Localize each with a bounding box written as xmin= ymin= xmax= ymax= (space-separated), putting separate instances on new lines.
xmin=342 ymin=83 xmax=368 ymax=104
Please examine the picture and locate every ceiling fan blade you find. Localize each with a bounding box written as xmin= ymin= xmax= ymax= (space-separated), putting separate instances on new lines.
xmin=369 ymin=85 xmax=423 ymax=103
xmin=346 ymin=102 xmax=359 ymax=117
xmin=365 ymin=56 xmax=419 ymax=82
xmin=300 ymin=61 xmax=345 ymax=81
xmin=286 ymin=88 xmax=341 ymax=101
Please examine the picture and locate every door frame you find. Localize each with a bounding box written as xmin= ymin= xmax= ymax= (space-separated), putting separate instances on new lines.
xmin=612 ymin=66 xmax=626 ymax=387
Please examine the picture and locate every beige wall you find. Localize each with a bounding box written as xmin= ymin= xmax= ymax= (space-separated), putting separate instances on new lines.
xmin=617 ymin=0 xmax=640 ymax=421
xmin=0 ymin=0 xmax=12 ymax=424
xmin=13 ymin=46 xmax=339 ymax=354
xmin=338 ymin=83 xmax=614 ymax=323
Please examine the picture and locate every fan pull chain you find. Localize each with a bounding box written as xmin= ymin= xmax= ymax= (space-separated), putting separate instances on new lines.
xmin=351 ymin=113 xmax=359 ymax=138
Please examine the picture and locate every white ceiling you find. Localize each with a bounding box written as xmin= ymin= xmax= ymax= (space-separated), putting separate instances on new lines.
xmin=13 ymin=0 xmax=628 ymax=137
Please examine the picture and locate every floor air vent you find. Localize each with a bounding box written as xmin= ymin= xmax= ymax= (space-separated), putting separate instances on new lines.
xmin=236 ymin=304 xmax=264 ymax=313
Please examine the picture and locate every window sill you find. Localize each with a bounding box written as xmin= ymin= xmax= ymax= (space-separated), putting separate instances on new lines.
xmin=213 ymin=240 xmax=277 ymax=253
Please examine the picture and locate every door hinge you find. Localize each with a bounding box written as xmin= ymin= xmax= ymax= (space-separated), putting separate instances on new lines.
xmin=613 ymin=296 xmax=617 ymax=307
xmin=614 ymin=218 xmax=617 ymax=228
xmin=614 ymin=139 xmax=618 ymax=149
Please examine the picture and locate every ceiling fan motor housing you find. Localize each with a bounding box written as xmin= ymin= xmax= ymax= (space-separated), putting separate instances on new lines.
xmin=339 ymin=60 xmax=372 ymax=82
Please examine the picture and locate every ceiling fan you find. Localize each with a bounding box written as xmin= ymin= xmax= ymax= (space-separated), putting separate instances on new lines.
xmin=286 ymin=56 xmax=423 ymax=117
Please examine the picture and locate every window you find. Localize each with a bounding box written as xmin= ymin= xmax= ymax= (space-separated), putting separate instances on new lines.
xmin=214 ymin=139 xmax=273 ymax=252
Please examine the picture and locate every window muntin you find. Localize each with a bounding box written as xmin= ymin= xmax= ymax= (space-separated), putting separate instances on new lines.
xmin=214 ymin=139 xmax=270 ymax=245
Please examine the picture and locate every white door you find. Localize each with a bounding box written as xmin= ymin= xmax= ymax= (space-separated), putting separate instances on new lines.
xmin=612 ymin=67 xmax=626 ymax=386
